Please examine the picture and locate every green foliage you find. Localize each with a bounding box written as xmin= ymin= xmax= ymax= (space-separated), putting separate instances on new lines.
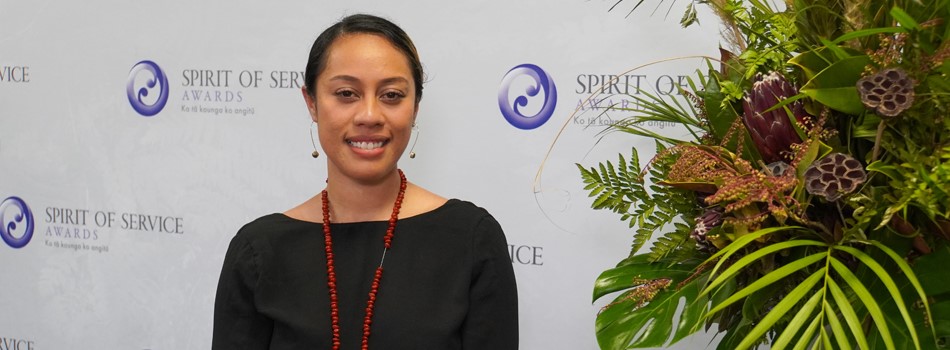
xmin=699 ymin=228 xmax=932 ymax=350
xmin=593 ymin=255 xmax=710 ymax=348
xmin=587 ymin=1 xmax=950 ymax=349
xmin=578 ymin=148 xmax=652 ymax=255
xmin=797 ymin=54 xmax=871 ymax=115
xmin=578 ymin=145 xmax=700 ymax=260
xmin=642 ymin=145 xmax=700 ymax=262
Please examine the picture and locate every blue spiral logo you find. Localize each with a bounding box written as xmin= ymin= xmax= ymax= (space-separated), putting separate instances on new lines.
xmin=498 ymin=64 xmax=558 ymax=130
xmin=127 ymin=60 xmax=169 ymax=117
xmin=0 ymin=196 xmax=34 ymax=249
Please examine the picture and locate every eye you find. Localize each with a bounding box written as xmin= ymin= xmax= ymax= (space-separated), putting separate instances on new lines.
xmin=334 ymin=89 xmax=359 ymax=101
xmin=380 ymin=91 xmax=406 ymax=103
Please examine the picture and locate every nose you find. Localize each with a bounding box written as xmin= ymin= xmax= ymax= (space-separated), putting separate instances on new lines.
xmin=353 ymin=98 xmax=384 ymax=127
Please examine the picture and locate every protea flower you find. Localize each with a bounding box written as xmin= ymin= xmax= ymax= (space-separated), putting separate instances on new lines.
xmin=741 ymin=72 xmax=809 ymax=163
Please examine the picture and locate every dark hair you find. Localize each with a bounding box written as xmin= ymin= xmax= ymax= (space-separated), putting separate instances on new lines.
xmin=304 ymin=14 xmax=424 ymax=104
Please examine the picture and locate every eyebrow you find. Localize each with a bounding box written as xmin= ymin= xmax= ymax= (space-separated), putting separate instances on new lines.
xmin=328 ymin=75 xmax=410 ymax=86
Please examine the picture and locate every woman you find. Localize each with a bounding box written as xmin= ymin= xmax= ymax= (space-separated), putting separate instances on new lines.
xmin=212 ymin=14 xmax=519 ymax=349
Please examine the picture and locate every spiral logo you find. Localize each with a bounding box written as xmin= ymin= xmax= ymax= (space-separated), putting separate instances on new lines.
xmin=498 ymin=64 xmax=558 ymax=130
xmin=0 ymin=196 xmax=34 ymax=249
xmin=127 ymin=60 xmax=169 ymax=117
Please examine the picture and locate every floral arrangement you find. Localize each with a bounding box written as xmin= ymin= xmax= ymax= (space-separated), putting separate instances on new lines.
xmin=580 ymin=0 xmax=950 ymax=349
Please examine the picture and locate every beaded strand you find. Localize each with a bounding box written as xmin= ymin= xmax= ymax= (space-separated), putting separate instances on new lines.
xmin=321 ymin=169 xmax=407 ymax=350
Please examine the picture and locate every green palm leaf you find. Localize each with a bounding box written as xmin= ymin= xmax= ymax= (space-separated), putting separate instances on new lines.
xmin=771 ymin=288 xmax=824 ymax=349
xmin=702 ymin=240 xmax=826 ymax=297
xmin=837 ymin=245 xmax=922 ymax=350
xmin=829 ymin=257 xmax=897 ymax=349
xmin=703 ymin=226 xmax=804 ymax=286
xmin=736 ymin=268 xmax=825 ymax=350
xmin=696 ymin=236 xmax=934 ymax=349
xmin=706 ymin=251 xmax=826 ymax=315
xmin=867 ymin=240 xmax=937 ymax=345
xmin=823 ymin=299 xmax=854 ymax=350
xmin=828 ymin=278 xmax=871 ymax=350
xmin=791 ymin=314 xmax=822 ymax=350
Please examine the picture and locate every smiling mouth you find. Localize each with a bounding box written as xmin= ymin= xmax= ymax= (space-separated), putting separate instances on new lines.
xmin=347 ymin=140 xmax=387 ymax=150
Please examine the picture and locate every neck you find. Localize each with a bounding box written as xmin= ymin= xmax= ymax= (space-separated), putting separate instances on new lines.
xmin=324 ymin=168 xmax=404 ymax=223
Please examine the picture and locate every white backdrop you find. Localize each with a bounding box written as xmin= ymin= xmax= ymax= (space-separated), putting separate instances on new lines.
xmin=0 ymin=1 xmax=721 ymax=349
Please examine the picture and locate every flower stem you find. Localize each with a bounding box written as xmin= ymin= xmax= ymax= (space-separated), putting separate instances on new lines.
xmin=871 ymin=120 xmax=886 ymax=161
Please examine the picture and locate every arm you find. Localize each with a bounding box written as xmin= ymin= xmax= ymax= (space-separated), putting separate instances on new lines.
xmin=462 ymin=215 xmax=519 ymax=349
xmin=212 ymin=234 xmax=273 ymax=349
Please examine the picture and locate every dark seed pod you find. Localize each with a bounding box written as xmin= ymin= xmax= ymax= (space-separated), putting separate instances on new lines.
xmin=856 ymin=67 xmax=915 ymax=117
xmin=803 ymin=153 xmax=867 ymax=201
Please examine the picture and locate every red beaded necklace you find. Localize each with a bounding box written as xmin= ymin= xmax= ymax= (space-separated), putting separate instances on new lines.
xmin=321 ymin=169 xmax=407 ymax=350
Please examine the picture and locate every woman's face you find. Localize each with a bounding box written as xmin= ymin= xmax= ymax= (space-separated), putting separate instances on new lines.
xmin=303 ymin=33 xmax=417 ymax=184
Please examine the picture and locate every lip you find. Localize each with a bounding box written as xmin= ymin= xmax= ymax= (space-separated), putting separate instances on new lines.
xmin=345 ymin=136 xmax=389 ymax=157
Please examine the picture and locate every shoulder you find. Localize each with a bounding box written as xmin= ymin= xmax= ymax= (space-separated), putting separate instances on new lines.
xmin=236 ymin=213 xmax=295 ymax=235
xmin=412 ymin=199 xmax=506 ymax=245
xmin=401 ymin=182 xmax=448 ymax=218
xmin=232 ymin=213 xmax=313 ymax=248
xmin=425 ymin=199 xmax=494 ymax=224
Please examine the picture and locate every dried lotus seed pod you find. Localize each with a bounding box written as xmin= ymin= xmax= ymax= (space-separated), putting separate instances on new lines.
xmin=803 ymin=153 xmax=867 ymax=201
xmin=856 ymin=67 xmax=915 ymax=117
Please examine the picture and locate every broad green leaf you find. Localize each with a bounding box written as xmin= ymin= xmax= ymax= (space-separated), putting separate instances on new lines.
xmin=789 ymin=49 xmax=834 ymax=81
xmin=772 ymin=289 xmax=824 ymax=349
xmin=736 ymin=268 xmax=825 ymax=350
xmin=697 ymin=68 xmax=742 ymax=149
xmin=672 ymin=277 xmax=724 ymax=344
xmin=820 ymin=38 xmax=853 ymax=60
xmin=913 ymin=243 xmax=950 ymax=295
xmin=788 ymin=47 xmax=862 ymax=80
xmin=595 ymin=269 xmax=706 ymax=348
xmin=593 ymin=255 xmax=696 ymax=301
xmin=927 ymin=298 xmax=950 ymax=346
xmin=597 ymin=290 xmax=646 ymax=348
xmin=800 ymin=55 xmax=872 ymax=115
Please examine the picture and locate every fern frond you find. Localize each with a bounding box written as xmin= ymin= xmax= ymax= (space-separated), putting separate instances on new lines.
xmin=648 ymin=222 xmax=694 ymax=261
xmin=579 ymin=147 xmax=667 ymax=256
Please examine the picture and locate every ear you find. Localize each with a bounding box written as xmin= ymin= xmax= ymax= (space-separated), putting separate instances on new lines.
xmin=411 ymin=103 xmax=420 ymax=126
xmin=301 ymin=87 xmax=318 ymax=123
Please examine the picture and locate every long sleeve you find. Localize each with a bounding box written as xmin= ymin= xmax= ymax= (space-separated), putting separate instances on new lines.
xmin=462 ymin=215 xmax=519 ymax=349
xmin=212 ymin=233 xmax=273 ymax=349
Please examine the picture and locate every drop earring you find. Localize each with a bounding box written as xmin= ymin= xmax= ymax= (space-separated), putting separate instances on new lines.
xmin=408 ymin=123 xmax=420 ymax=159
xmin=310 ymin=121 xmax=320 ymax=158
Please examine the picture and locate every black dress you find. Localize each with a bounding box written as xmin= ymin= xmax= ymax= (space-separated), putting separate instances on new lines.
xmin=212 ymin=199 xmax=519 ymax=349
